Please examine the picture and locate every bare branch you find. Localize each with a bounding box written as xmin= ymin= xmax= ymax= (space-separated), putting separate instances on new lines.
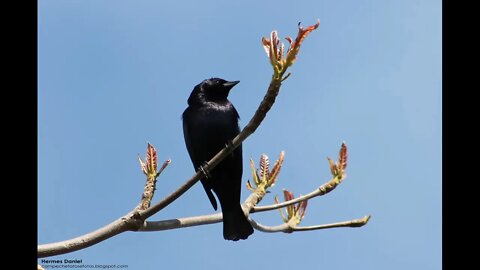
xmin=252 ymin=174 xmax=345 ymax=213
xmin=250 ymin=220 xmax=292 ymax=233
xmin=250 ymin=215 xmax=371 ymax=233
xmin=46 ymin=159 xmax=367 ymax=242
xmin=139 ymin=213 xmax=223 ymax=231
xmin=138 ymin=184 xmax=267 ymax=232
xmin=37 ymin=49 xmax=289 ymax=258
xmin=134 ymin=171 xmax=364 ymax=234
xmin=293 ymin=215 xmax=371 ymax=231
xmin=38 ymin=211 xmax=142 ymax=258
xmin=37 ymin=22 xmax=322 ymax=258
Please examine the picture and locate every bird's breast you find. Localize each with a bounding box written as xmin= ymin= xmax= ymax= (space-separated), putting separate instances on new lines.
xmin=186 ymin=105 xmax=239 ymax=141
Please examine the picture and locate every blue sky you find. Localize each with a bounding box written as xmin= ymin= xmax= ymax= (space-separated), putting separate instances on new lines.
xmin=38 ymin=1 xmax=441 ymax=269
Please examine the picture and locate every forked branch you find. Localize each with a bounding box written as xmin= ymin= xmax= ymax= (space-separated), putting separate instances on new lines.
xmin=38 ymin=20 xmax=370 ymax=259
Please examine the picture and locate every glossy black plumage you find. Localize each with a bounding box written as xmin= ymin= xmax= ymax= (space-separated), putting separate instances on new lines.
xmin=182 ymin=78 xmax=254 ymax=241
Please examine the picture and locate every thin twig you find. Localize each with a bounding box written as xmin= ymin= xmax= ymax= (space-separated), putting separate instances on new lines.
xmin=134 ymin=175 xmax=356 ymax=233
xmin=252 ymin=175 xmax=344 ymax=213
xmin=293 ymin=215 xmax=371 ymax=231
xmin=250 ymin=215 xmax=371 ymax=233
xmin=38 ymin=23 xmax=321 ymax=257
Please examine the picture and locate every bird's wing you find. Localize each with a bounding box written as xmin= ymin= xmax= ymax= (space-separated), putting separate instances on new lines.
xmin=182 ymin=110 xmax=218 ymax=210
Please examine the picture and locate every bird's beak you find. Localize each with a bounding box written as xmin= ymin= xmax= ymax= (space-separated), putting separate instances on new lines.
xmin=223 ymin=80 xmax=240 ymax=90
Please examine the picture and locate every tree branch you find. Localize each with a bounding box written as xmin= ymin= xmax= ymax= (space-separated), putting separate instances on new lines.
xmin=250 ymin=215 xmax=371 ymax=233
xmin=139 ymin=213 xmax=223 ymax=231
xmin=38 ymin=210 xmax=142 ymax=258
xmin=252 ymin=174 xmax=345 ymax=213
xmin=133 ymin=169 xmax=361 ymax=234
xmin=138 ymin=185 xmax=267 ymax=232
xmin=138 ymin=196 xmax=371 ymax=234
xmin=38 ymin=73 xmax=283 ymax=257
xmin=39 ymin=147 xmax=367 ymax=257
xmin=38 ymin=21 xmax=323 ymax=258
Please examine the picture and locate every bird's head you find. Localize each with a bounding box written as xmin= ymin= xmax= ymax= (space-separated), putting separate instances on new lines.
xmin=188 ymin=78 xmax=240 ymax=105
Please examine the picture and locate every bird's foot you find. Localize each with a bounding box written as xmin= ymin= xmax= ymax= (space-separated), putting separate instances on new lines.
xmin=225 ymin=140 xmax=234 ymax=152
xmin=199 ymin=161 xmax=211 ymax=179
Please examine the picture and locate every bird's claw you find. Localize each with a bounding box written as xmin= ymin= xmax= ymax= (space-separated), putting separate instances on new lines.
xmin=199 ymin=161 xmax=211 ymax=179
xmin=225 ymin=140 xmax=234 ymax=152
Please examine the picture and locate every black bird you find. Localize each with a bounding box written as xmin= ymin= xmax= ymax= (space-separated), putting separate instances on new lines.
xmin=182 ymin=78 xmax=254 ymax=241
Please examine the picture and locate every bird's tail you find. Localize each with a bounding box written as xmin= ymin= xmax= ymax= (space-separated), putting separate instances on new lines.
xmin=222 ymin=205 xmax=254 ymax=241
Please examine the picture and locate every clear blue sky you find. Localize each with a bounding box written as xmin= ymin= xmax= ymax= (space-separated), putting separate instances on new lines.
xmin=38 ymin=1 xmax=441 ymax=269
